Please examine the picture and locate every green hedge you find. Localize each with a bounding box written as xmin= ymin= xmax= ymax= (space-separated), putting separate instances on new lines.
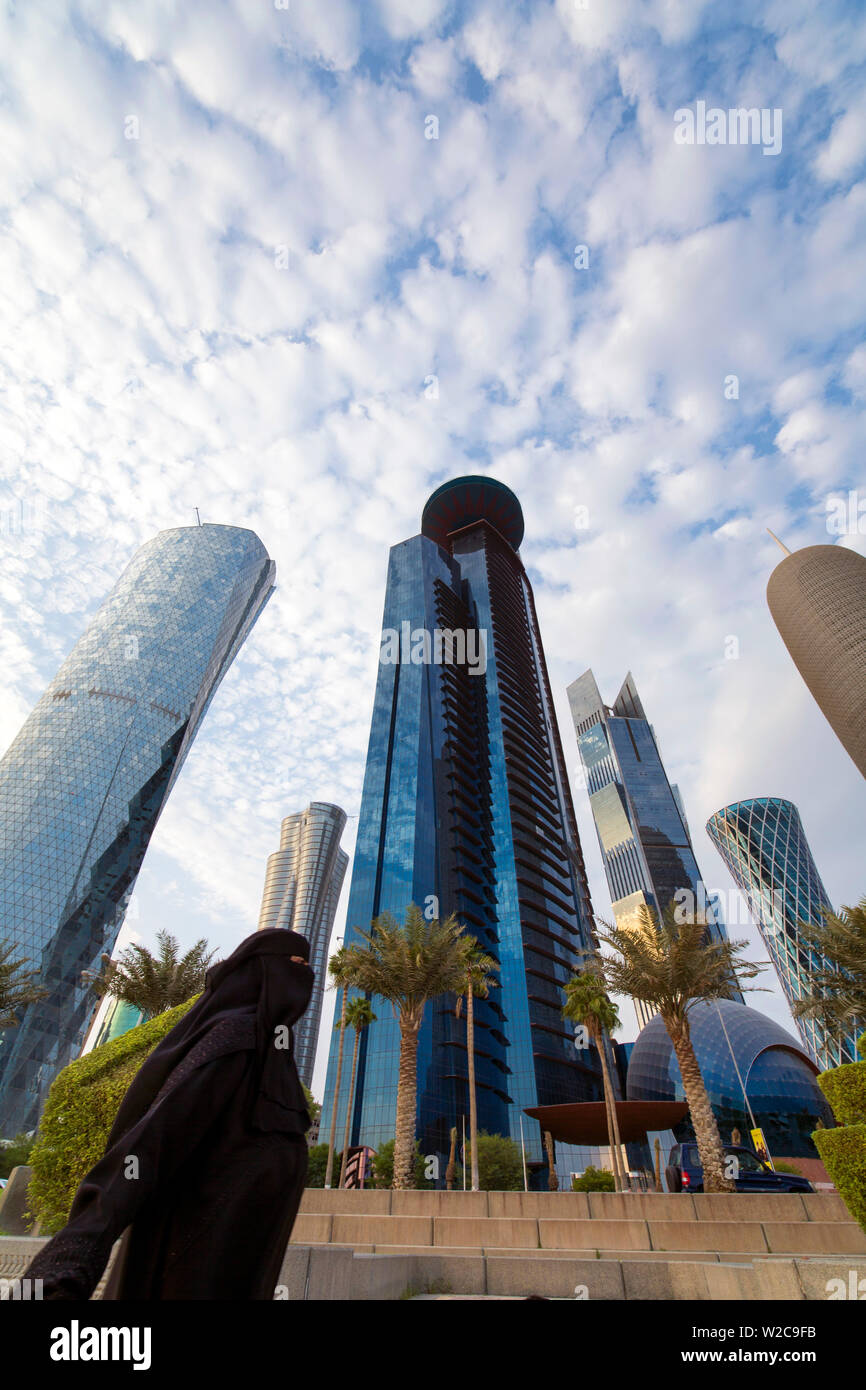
xmin=28 ymin=998 xmax=198 ymax=1233
xmin=818 ymin=1061 xmax=866 ymax=1126
xmin=813 ymin=1125 xmax=866 ymax=1232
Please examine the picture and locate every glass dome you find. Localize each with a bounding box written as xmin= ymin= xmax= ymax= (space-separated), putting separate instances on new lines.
xmin=626 ymin=999 xmax=833 ymax=1157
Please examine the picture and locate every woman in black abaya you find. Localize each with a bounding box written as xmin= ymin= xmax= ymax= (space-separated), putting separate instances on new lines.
xmin=25 ymin=928 xmax=314 ymax=1300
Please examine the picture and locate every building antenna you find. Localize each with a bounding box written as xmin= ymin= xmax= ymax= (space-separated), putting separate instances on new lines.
xmin=767 ymin=528 xmax=791 ymax=556
xmin=195 ymin=507 xmax=202 ymax=527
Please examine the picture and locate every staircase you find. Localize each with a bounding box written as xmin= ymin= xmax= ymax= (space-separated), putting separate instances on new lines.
xmin=3 ymin=1189 xmax=863 ymax=1300
xmin=282 ymin=1188 xmax=866 ymax=1299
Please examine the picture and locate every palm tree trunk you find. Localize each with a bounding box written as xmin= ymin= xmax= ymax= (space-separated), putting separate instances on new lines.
xmin=466 ymin=984 xmax=480 ymax=1192
xmin=393 ymin=1012 xmax=421 ymax=1190
xmin=596 ymin=1034 xmax=626 ymax=1192
xmin=667 ymin=1021 xmax=734 ymax=1194
xmin=325 ymin=990 xmax=348 ymax=1190
xmin=544 ymin=1130 xmax=559 ymax=1190
xmin=605 ymin=1041 xmax=628 ymax=1192
xmin=339 ymin=1027 xmax=362 ymax=1188
xmin=446 ymin=1128 xmax=457 ymax=1190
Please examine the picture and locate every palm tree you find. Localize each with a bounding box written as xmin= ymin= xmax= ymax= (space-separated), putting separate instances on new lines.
xmin=792 ymin=897 xmax=866 ymax=1052
xmin=563 ymin=969 xmax=627 ymax=1192
xmin=0 ymin=940 xmax=47 ymax=1029
xmin=340 ymin=905 xmax=469 ymax=1190
xmin=593 ymin=902 xmax=762 ymax=1195
xmin=338 ymin=997 xmax=377 ymax=1187
xmin=324 ymin=946 xmax=355 ymax=1191
xmin=82 ymin=929 xmax=216 ymax=1019
xmin=455 ymin=939 xmax=499 ymax=1192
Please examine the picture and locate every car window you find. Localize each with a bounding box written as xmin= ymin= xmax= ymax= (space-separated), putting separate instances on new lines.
xmin=733 ymin=1150 xmax=765 ymax=1172
xmin=685 ymin=1145 xmax=701 ymax=1167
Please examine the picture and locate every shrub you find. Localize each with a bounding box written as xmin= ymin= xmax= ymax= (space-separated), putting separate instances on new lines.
xmin=571 ymin=1165 xmax=615 ymax=1192
xmin=28 ymin=997 xmax=198 ymax=1233
xmin=0 ymin=1133 xmax=35 ymax=1180
xmin=818 ymin=1061 xmax=866 ymax=1126
xmin=458 ymin=1132 xmax=525 ymax=1191
xmin=813 ymin=1125 xmax=866 ymax=1232
xmin=368 ymin=1139 xmax=433 ymax=1189
xmin=772 ymin=1160 xmax=805 ymax=1176
xmin=305 ymin=1143 xmax=339 ymax=1188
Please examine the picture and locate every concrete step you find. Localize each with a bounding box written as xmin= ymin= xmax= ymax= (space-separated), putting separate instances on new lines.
xmin=4 ymin=1235 xmax=863 ymax=1301
xmin=299 ymin=1188 xmax=851 ymax=1222
xmin=290 ymin=1210 xmax=866 ymax=1257
xmin=274 ymin=1245 xmax=866 ymax=1300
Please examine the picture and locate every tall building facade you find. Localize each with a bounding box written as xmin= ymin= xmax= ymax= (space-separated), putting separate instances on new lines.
xmin=319 ymin=477 xmax=605 ymax=1176
xmin=567 ymin=670 xmax=739 ymax=1029
xmin=0 ymin=523 xmax=275 ymax=1133
xmin=256 ymin=802 xmax=349 ymax=1089
xmin=767 ymin=543 xmax=866 ymax=780
xmin=707 ymin=797 xmax=858 ymax=1070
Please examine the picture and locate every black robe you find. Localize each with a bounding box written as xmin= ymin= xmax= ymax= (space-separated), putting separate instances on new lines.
xmin=25 ymin=930 xmax=314 ymax=1301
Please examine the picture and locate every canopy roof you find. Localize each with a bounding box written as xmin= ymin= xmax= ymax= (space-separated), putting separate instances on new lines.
xmin=525 ymin=1100 xmax=689 ymax=1144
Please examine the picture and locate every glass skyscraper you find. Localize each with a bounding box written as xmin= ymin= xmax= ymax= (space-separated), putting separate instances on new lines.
xmin=0 ymin=523 xmax=275 ymax=1133
xmin=567 ymin=670 xmax=740 ymax=1029
xmin=319 ymin=476 xmax=604 ymax=1176
xmin=707 ymin=797 xmax=857 ymax=1070
xmin=256 ymin=802 xmax=349 ymax=1089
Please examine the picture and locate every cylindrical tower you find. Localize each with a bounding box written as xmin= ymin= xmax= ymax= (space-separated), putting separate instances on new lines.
xmin=256 ymin=802 xmax=349 ymax=1089
xmin=767 ymin=544 xmax=866 ymax=779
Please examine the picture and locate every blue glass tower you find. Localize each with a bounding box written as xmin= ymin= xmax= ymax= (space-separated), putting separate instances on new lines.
xmin=320 ymin=477 xmax=604 ymax=1174
xmin=0 ymin=523 xmax=275 ymax=1133
xmin=567 ymin=670 xmax=741 ymax=1028
xmin=707 ymin=798 xmax=858 ymax=1070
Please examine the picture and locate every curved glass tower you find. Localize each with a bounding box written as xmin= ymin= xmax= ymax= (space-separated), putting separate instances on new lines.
xmin=319 ymin=476 xmax=604 ymax=1180
xmin=257 ymin=802 xmax=349 ymax=1089
xmin=706 ymin=798 xmax=857 ymax=1070
xmin=0 ymin=523 xmax=275 ymax=1133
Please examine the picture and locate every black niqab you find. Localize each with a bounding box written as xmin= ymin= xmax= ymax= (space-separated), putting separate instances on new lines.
xmin=107 ymin=927 xmax=313 ymax=1140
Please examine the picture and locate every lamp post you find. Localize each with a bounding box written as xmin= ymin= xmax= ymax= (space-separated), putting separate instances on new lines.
xmin=715 ymin=1002 xmax=757 ymax=1131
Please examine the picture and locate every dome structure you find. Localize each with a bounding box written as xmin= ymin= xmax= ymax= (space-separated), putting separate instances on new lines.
xmin=421 ymin=475 xmax=525 ymax=550
xmin=626 ymin=999 xmax=833 ymax=1157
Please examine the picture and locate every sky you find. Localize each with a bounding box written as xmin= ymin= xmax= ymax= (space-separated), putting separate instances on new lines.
xmin=1 ymin=0 xmax=864 ymax=1100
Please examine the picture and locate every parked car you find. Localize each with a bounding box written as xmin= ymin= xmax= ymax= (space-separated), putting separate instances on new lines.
xmin=665 ymin=1143 xmax=813 ymax=1194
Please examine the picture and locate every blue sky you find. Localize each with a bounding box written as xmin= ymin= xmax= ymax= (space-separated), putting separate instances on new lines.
xmin=1 ymin=0 xmax=865 ymax=1097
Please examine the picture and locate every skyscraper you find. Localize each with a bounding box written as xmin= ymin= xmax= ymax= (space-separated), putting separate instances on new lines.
xmin=256 ymin=802 xmax=349 ymax=1089
xmin=567 ymin=670 xmax=739 ymax=1029
xmin=319 ymin=476 xmax=604 ymax=1176
xmin=767 ymin=542 xmax=866 ymax=780
xmin=0 ymin=523 xmax=275 ymax=1133
xmin=706 ymin=797 xmax=858 ymax=1070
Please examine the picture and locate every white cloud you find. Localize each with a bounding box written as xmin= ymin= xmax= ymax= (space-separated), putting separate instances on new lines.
xmin=0 ymin=1 xmax=864 ymax=1091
